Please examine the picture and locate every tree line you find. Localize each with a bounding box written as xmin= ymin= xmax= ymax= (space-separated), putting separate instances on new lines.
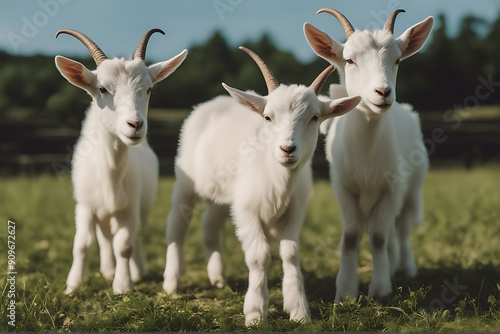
xmin=0 ymin=13 xmax=499 ymax=128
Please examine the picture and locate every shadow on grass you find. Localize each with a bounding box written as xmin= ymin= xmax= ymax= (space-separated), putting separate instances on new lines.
xmin=302 ymin=261 xmax=499 ymax=317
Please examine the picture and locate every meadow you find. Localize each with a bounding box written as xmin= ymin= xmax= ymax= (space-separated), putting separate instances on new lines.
xmin=0 ymin=166 xmax=499 ymax=332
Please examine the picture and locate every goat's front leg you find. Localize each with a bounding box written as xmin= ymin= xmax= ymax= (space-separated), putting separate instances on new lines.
xmin=367 ymin=196 xmax=399 ymax=299
xmin=235 ymin=213 xmax=271 ymax=326
xmin=96 ymin=219 xmax=115 ymax=281
xmin=335 ymin=189 xmax=363 ymax=303
xmin=110 ymin=213 xmax=135 ymax=294
xmin=65 ymin=204 xmax=96 ymax=294
xmin=279 ymin=199 xmax=309 ymax=321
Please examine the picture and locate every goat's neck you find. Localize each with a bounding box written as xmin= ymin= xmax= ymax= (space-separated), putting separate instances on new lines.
xmin=83 ymin=107 xmax=129 ymax=177
xmin=344 ymin=107 xmax=389 ymax=157
xmin=256 ymin=150 xmax=299 ymax=218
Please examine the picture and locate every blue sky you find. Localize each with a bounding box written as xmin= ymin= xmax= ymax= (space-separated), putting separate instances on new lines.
xmin=1 ymin=0 xmax=499 ymax=63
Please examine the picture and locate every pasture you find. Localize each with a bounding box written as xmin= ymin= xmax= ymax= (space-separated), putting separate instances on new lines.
xmin=1 ymin=167 xmax=499 ymax=332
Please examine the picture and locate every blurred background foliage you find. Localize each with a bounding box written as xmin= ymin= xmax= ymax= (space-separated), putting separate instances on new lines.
xmin=0 ymin=14 xmax=499 ymax=175
xmin=0 ymin=14 xmax=499 ymax=127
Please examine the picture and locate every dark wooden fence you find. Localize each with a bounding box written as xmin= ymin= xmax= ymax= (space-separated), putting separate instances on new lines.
xmin=1 ymin=109 xmax=499 ymax=178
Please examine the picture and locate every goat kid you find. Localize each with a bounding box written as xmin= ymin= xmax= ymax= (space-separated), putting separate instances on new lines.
xmin=163 ymin=46 xmax=360 ymax=325
xmin=56 ymin=29 xmax=187 ymax=294
xmin=304 ymin=10 xmax=433 ymax=302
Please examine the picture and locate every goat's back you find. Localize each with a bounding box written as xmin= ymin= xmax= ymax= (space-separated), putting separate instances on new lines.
xmin=175 ymin=95 xmax=262 ymax=202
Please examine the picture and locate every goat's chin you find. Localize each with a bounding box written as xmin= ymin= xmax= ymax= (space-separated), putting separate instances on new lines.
xmin=368 ymin=100 xmax=393 ymax=114
xmin=120 ymin=133 xmax=144 ymax=146
xmin=277 ymin=156 xmax=300 ymax=170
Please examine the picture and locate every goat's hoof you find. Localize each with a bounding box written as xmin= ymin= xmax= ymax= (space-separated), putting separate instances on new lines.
xmin=334 ymin=291 xmax=358 ymax=304
xmin=131 ymin=273 xmax=144 ymax=283
xmin=210 ymin=278 xmax=224 ymax=289
xmin=244 ymin=313 xmax=262 ymax=327
xmin=368 ymin=284 xmax=392 ymax=300
xmin=64 ymin=285 xmax=76 ymax=295
xmin=163 ymin=280 xmax=179 ymax=296
xmin=289 ymin=313 xmax=310 ymax=323
xmin=101 ymin=271 xmax=115 ymax=281
xmin=113 ymin=280 xmax=133 ymax=294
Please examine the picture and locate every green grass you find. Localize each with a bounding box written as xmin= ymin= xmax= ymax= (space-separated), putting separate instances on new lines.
xmin=1 ymin=167 xmax=500 ymax=332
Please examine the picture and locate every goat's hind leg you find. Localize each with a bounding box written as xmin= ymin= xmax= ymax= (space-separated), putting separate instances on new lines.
xmin=130 ymin=233 xmax=146 ymax=283
xmin=163 ymin=175 xmax=197 ymax=295
xmin=202 ymin=202 xmax=228 ymax=289
xmin=335 ymin=190 xmax=363 ymax=303
xmin=396 ymin=192 xmax=423 ymax=278
xmin=65 ymin=204 xmax=97 ymax=294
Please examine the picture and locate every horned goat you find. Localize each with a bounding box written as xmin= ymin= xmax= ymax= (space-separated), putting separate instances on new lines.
xmin=304 ymin=9 xmax=433 ymax=302
xmin=162 ymin=46 xmax=360 ymax=325
xmin=55 ymin=29 xmax=187 ymax=294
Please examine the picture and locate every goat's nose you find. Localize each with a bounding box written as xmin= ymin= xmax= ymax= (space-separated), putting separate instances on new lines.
xmin=280 ymin=145 xmax=296 ymax=154
xmin=127 ymin=120 xmax=143 ymax=129
xmin=375 ymin=88 xmax=391 ymax=98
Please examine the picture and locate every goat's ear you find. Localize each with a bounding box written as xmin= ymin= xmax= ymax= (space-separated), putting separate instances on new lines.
xmin=304 ymin=23 xmax=343 ymax=64
xmin=397 ymin=17 xmax=434 ymax=60
xmin=320 ymin=96 xmax=361 ymax=121
xmin=148 ymin=49 xmax=187 ymax=84
xmin=55 ymin=56 xmax=97 ymax=94
xmin=222 ymin=83 xmax=267 ymax=114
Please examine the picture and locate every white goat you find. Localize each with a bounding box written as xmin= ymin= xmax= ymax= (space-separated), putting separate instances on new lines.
xmin=162 ymin=46 xmax=360 ymax=325
xmin=55 ymin=29 xmax=187 ymax=294
xmin=304 ymin=9 xmax=433 ymax=302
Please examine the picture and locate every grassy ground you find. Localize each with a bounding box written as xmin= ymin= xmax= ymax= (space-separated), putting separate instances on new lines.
xmin=0 ymin=166 xmax=499 ymax=332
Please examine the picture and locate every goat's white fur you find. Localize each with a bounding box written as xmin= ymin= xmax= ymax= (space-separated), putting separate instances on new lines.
xmin=163 ymin=58 xmax=360 ymax=325
xmin=56 ymin=34 xmax=187 ymax=294
xmin=304 ymin=11 xmax=433 ymax=302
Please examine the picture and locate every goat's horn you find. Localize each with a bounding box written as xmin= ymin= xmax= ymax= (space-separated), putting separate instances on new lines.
xmin=239 ymin=46 xmax=279 ymax=94
xmin=383 ymin=9 xmax=406 ymax=34
xmin=134 ymin=28 xmax=165 ymax=61
xmin=317 ymin=8 xmax=355 ymax=39
xmin=56 ymin=29 xmax=108 ymax=67
xmin=309 ymin=65 xmax=335 ymax=96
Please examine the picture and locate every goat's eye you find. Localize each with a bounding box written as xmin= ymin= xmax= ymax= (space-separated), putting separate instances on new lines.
xmin=264 ymin=115 xmax=272 ymax=122
xmin=311 ymin=115 xmax=319 ymax=121
xmin=99 ymin=87 xmax=108 ymax=94
xmin=345 ymin=58 xmax=354 ymax=64
xmin=395 ymin=58 xmax=401 ymax=65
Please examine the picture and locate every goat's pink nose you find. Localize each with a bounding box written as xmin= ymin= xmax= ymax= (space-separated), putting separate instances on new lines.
xmin=127 ymin=120 xmax=143 ymax=129
xmin=280 ymin=145 xmax=296 ymax=154
xmin=375 ymin=88 xmax=391 ymax=98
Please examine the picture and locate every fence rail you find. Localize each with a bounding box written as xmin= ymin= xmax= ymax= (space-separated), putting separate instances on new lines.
xmin=1 ymin=109 xmax=499 ymax=176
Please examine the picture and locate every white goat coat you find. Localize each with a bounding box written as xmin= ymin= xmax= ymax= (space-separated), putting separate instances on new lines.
xmin=72 ymin=102 xmax=158 ymax=218
xmin=164 ymin=93 xmax=315 ymax=326
xmin=325 ymin=88 xmax=426 ymax=223
xmin=323 ymin=84 xmax=428 ymax=301
xmin=176 ymin=95 xmax=312 ymax=227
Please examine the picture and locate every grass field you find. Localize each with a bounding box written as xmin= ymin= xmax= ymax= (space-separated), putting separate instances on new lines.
xmin=1 ymin=167 xmax=500 ymax=332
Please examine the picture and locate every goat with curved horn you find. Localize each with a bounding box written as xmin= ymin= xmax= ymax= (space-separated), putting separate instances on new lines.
xmin=309 ymin=64 xmax=335 ymax=96
xmin=317 ymin=8 xmax=355 ymax=39
xmin=134 ymin=28 xmax=165 ymax=61
xmin=239 ymin=46 xmax=279 ymax=93
xmin=55 ymin=28 xmax=187 ymax=295
xmin=56 ymin=29 xmax=108 ymax=67
xmin=383 ymin=9 xmax=406 ymax=34
xmin=304 ymin=7 xmax=434 ymax=304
